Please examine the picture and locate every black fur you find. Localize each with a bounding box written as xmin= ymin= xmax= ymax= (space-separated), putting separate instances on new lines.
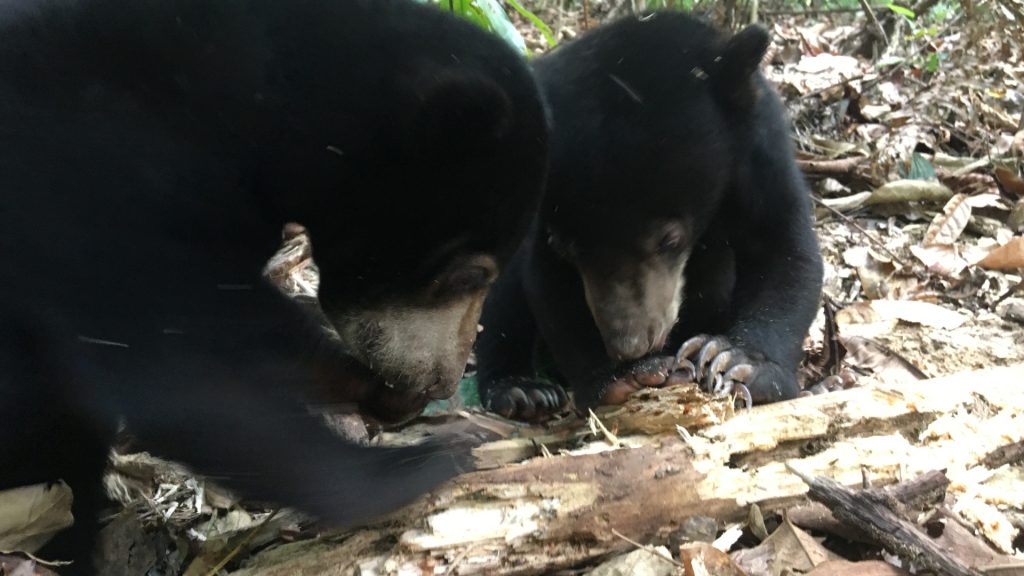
xmin=0 ymin=0 xmax=547 ymax=572
xmin=476 ymin=12 xmax=822 ymax=419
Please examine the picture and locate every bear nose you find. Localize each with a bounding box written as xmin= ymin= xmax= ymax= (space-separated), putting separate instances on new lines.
xmin=606 ymin=322 xmax=671 ymax=361
xmin=606 ymin=332 xmax=656 ymax=361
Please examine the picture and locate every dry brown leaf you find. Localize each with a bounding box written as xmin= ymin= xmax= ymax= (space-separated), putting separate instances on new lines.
xmin=868 ymin=299 xmax=969 ymax=329
xmin=839 ymin=335 xmax=927 ymax=384
xmin=805 ymin=559 xmax=910 ymax=575
xmin=836 ymin=301 xmax=896 ymax=338
xmin=1010 ymin=201 xmax=1024 ymax=232
xmin=0 ymin=483 xmax=73 ymax=554
xmin=976 ymin=237 xmax=1024 ymax=269
xmin=587 ymin=546 xmax=676 ymax=576
xmin=964 ymin=193 xmax=1008 ymax=209
xmin=731 ymin=515 xmax=838 ymax=575
xmin=994 ymin=167 xmax=1024 ymax=199
xmin=924 ymin=193 xmax=972 ymax=246
xmin=861 ymin=104 xmax=892 ymax=121
xmin=679 ymin=542 xmax=745 ymax=576
xmin=1013 ymin=130 xmax=1024 ymax=157
xmin=910 ymin=244 xmax=969 ymax=277
xmin=836 ymin=301 xmax=885 ymax=325
xmin=865 ymin=180 xmax=954 ymax=205
xmin=821 ymin=191 xmax=872 ymax=212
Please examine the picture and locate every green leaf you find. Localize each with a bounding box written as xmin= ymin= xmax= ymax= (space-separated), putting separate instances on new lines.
xmin=422 ymin=375 xmax=482 ymax=415
xmin=473 ymin=0 xmax=528 ymax=54
xmin=926 ymin=51 xmax=940 ymax=73
xmin=504 ymin=0 xmax=558 ymax=48
xmin=908 ymin=152 xmax=938 ymax=181
xmin=887 ymin=3 xmax=917 ymax=19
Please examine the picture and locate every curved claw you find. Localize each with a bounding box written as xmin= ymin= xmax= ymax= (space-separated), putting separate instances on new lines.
xmin=722 ymin=363 xmax=754 ymax=384
xmin=489 ymin=387 xmax=530 ymax=419
xmin=712 ymin=373 xmax=729 ymax=393
xmin=695 ymin=338 xmax=727 ymax=380
xmin=732 ymin=383 xmax=753 ymax=411
xmin=675 ymin=335 xmax=707 ymax=368
xmin=705 ymin=350 xmax=734 ymax=392
xmin=674 ymin=358 xmax=696 ymax=382
xmin=487 ymin=378 xmax=569 ymax=422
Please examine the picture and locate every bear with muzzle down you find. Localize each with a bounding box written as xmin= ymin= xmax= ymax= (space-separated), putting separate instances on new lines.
xmin=0 ymin=0 xmax=547 ymax=573
xmin=475 ymin=12 xmax=823 ymax=421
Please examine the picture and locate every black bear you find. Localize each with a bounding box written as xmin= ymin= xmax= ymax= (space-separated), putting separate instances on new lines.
xmin=476 ymin=12 xmax=823 ymax=421
xmin=0 ymin=0 xmax=547 ymax=572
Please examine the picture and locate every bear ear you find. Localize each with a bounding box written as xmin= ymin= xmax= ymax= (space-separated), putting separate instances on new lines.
xmin=414 ymin=71 xmax=514 ymax=155
xmin=712 ymin=24 xmax=770 ymax=105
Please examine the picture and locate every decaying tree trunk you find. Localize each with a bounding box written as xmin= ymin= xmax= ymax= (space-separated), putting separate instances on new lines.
xmin=233 ymin=364 xmax=1024 ymax=575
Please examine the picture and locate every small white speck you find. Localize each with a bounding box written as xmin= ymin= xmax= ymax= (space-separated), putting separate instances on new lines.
xmin=77 ymin=335 xmax=129 ymax=348
xmin=608 ymin=74 xmax=643 ymax=104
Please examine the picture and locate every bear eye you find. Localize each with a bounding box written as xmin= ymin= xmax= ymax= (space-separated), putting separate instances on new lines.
xmin=657 ymin=229 xmax=683 ymax=255
xmin=546 ymin=230 xmax=575 ymax=261
xmin=438 ymin=262 xmax=495 ymax=296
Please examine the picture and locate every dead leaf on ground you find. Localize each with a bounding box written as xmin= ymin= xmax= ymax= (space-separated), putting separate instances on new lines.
xmin=910 ymin=244 xmax=970 ymax=276
xmin=838 ymin=335 xmax=927 ymax=384
xmin=678 ymin=542 xmax=745 ymax=576
xmin=848 ymin=300 xmax=969 ymax=330
xmin=965 ymin=192 xmax=1010 ymax=210
xmin=587 ymin=546 xmax=676 ymax=576
xmin=866 ymin=180 xmax=955 ymax=205
xmin=1010 ymin=201 xmax=1024 ymax=232
xmin=805 ymin=559 xmax=910 ymax=575
xmin=924 ymin=193 xmax=972 ymax=246
xmin=731 ymin=515 xmax=839 ymax=575
xmin=977 ymin=237 xmax=1024 ymax=269
xmin=0 ymin=483 xmax=73 ymax=554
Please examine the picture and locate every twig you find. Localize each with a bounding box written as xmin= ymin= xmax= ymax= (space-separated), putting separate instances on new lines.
xmin=859 ymin=0 xmax=890 ymax=47
xmin=786 ymin=465 xmax=983 ymax=576
xmin=610 ymin=528 xmax=687 ymax=569
xmin=587 ymin=408 xmax=619 ymax=444
xmin=444 ymin=545 xmax=479 ymax=576
xmin=810 ymin=195 xmax=908 ymax=267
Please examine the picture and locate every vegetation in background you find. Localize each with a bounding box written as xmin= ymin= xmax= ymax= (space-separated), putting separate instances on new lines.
xmin=418 ymin=0 xmax=555 ymax=54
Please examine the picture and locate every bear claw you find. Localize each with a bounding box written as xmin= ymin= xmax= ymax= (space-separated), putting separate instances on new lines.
xmin=486 ymin=377 xmax=569 ymax=422
xmin=676 ymin=334 xmax=764 ymax=410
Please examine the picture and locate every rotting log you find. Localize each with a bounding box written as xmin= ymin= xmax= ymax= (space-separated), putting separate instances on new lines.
xmin=232 ymin=364 xmax=1024 ymax=576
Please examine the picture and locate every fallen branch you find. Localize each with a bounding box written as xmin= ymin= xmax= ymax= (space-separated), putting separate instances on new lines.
xmin=233 ymin=364 xmax=1024 ymax=575
xmin=786 ymin=466 xmax=981 ymax=576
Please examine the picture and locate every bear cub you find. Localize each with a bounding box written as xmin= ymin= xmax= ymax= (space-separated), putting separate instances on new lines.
xmin=476 ymin=12 xmax=823 ymax=421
